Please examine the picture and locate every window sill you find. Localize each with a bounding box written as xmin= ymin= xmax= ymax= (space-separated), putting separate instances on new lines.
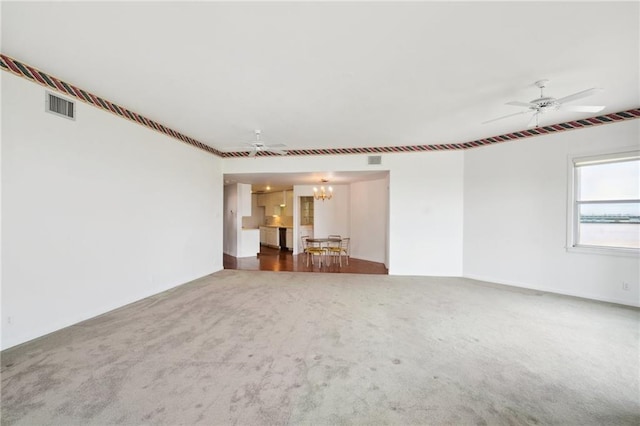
xmin=567 ymin=245 xmax=639 ymax=257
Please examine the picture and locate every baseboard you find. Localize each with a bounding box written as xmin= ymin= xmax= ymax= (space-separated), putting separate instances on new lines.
xmin=463 ymin=273 xmax=639 ymax=308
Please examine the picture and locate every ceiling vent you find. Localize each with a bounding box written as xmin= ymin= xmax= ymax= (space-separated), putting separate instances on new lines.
xmin=46 ymin=91 xmax=75 ymax=120
xmin=367 ymin=155 xmax=382 ymax=165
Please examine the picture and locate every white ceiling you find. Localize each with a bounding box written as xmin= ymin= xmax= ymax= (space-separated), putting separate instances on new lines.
xmin=2 ymin=1 xmax=638 ymax=154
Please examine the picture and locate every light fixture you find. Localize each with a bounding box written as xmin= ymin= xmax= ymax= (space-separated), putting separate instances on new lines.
xmin=313 ymin=180 xmax=333 ymax=201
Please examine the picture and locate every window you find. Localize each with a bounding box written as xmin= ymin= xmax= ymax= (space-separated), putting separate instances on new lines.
xmin=570 ymin=150 xmax=640 ymax=253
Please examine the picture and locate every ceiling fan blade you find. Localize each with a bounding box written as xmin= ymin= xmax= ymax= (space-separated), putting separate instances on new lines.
xmin=558 ymin=105 xmax=605 ymax=113
xmin=555 ymin=87 xmax=602 ymax=105
xmin=482 ymin=110 xmax=530 ymax=124
xmin=265 ymin=148 xmax=288 ymax=155
xmin=265 ymin=143 xmax=286 ymax=148
xmin=248 ymin=149 xmax=257 ymax=158
xmin=506 ymin=101 xmax=536 ymax=108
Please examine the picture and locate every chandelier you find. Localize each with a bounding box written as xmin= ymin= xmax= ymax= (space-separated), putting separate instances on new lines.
xmin=313 ymin=181 xmax=333 ymax=201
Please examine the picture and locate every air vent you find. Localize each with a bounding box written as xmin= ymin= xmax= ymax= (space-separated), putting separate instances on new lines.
xmin=46 ymin=91 xmax=75 ymax=120
xmin=367 ymin=155 xmax=382 ymax=165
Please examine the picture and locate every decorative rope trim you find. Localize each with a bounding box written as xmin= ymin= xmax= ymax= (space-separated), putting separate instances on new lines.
xmin=2 ymin=53 xmax=638 ymax=159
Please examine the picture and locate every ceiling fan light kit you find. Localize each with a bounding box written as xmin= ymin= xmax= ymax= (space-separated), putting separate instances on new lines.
xmin=483 ymin=79 xmax=605 ymax=128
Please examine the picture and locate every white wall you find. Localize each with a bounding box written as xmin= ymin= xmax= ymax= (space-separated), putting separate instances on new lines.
xmin=463 ymin=120 xmax=640 ymax=306
xmin=1 ymin=73 xmax=223 ymax=349
xmin=313 ymin=185 xmax=350 ymax=239
xmin=223 ymin=151 xmax=465 ymax=276
xmin=350 ymin=177 xmax=388 ymax=264
xmin=385 ymin=152 xmax=464 ymax=275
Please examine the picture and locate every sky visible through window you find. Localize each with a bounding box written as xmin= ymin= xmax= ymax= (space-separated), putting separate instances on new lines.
xmin=579 ymin=159 xmax=640 ymax=217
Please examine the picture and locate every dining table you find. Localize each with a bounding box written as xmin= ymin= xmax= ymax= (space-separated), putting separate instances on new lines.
xmin=306 ymin=237 xmax=341 ymax=245
xmin=305 ymin=237 xmax=342 ymax=266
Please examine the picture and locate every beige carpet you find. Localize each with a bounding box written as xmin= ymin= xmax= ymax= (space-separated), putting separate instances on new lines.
xmin=1 ymin=270 xmax=638 ymax=425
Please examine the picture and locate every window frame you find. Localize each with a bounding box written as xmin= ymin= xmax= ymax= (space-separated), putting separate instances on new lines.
xmin=567 ymin=148 xmax=640 ymax=257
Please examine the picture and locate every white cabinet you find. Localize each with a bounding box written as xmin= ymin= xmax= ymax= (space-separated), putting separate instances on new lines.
xmin=260 ymin=193 xmax=277 ymax=216
xmin=264 ymin=193 xmax=273 ymax=211
xmin=256 ymin=191 xmax=292 ymax=217
xmin=267 ymin=227 xmax=278 ymax=247
xmin=273 ymin=192 xmax=285 ymax=216
xmin=259 ymin=226 xmax=279 ymax=247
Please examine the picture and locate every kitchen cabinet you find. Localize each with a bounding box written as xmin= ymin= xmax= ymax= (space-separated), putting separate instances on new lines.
xmin=274 ymin=192 xmax=285 ymax=216
xmin=264 ymin=193 xmax=273 ymax=211
xmin=267 ymin=227 xmax=278 ymax=247
xmin=259 ymin=226 xmax=279 ymax=247
xmin=256 ymin=191 xmax=292 ymax=217
xmin=260 ymin=193 xmax=278 ymax=216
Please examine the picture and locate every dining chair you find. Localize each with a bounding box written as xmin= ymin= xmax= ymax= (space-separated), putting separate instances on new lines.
xmin=326 ymin=234 xmax=341 ymax=264
xmin=327 ymin=236 xmax=349 ymax=266
xmin=301 ymin=235 xmax=325 ymax=267
xmin=333 ymin=237 xmax=350 ymax=266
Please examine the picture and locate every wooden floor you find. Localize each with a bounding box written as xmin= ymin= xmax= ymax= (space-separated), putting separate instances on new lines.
xmin=224 ymin=245 xmax=388 ymax=274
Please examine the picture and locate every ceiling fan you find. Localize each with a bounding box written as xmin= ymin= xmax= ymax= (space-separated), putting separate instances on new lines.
xmin=483 ymin=80 xmax=605 ymax=128
xmin=242 ymin=130 xmax=288 ymax=157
